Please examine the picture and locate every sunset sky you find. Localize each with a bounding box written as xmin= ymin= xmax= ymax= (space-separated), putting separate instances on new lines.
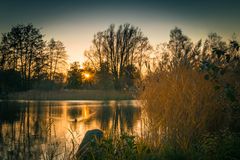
xmin=1 ymin=0 xmax=240 ymax=63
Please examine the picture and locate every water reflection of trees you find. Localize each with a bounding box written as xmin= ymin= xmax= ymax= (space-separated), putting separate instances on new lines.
xmin=0 ymin=101 xmax=141 ymax=159
xmin=0 ymin=102 xmax=56 ymax=159
xmin=95 ymin=101 xmax=113 ymax=131
xmin=95 ymin=101 xmax=141 ymax=134
xmin=0 ymin=102 xmax=22 ymax=123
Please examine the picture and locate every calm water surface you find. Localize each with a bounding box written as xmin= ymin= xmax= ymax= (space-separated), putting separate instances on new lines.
xmin=0 ymin=100 xmax=142 ymax=159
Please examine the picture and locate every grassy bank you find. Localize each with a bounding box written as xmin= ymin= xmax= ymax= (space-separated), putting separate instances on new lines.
xmin=6 ymin=89 xmax=134 ymax=100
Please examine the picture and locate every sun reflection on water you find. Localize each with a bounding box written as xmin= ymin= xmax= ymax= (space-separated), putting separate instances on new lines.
xmin=0 ymin=100 xmax=141 ymax=157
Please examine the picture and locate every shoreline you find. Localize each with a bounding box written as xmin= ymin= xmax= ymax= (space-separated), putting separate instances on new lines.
xmin=4 ymin=89 xmax=135 ymax=101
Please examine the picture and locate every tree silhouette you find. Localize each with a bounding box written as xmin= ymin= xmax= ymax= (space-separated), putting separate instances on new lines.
xmin=0 ymin=24 xmax=45 ymax=89
xmin=85 ymin=23 xmax=150 ymax=89
xmin=168 ymin=27 xmax=193 ymax=67
xmin=67 ymin=62 xmax=83 ymax=89
xmin=47 ymin=38 xmax=68 ymax=81
xmin=95 ymin=62 xmax=114 ymax=89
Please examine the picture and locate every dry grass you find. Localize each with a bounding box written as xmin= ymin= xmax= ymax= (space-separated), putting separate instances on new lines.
xmin=7 ymin=89 xmax=134 ymax=100
xmin=140 ymin=66 xmax=230 ymax=150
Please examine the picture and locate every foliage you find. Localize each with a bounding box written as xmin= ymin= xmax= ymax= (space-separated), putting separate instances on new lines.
xmin=122 ymin=64 xmax=140 ymax=90
xmin=31 ymin=80 xmax=63 ymax=90
xmin=67 ymin=62 xmax=83 ymax=89
xmin=200 ymin=131 xmax=240 ymax=160
xmin=77 ymin=133 xmax=143 ymax=160
xmin=0 ymin=69 xmax=23 ymax=92
xmin=95 ymin=62 xmax=114 ymax=90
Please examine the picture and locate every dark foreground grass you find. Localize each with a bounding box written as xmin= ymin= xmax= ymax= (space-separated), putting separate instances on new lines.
xmin=1 ymin=129 xmax=239 ymax=160
xmin=76 ymin=131 xmax=240 ymax=160
xmin=6 ymin=89 xmax=134 ymax=100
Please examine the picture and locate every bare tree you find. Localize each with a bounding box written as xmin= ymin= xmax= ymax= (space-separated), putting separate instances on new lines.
xmin=85 ymin=23 xmax=150 ymax=89
xmin=47 ymin=38 xmax=68 ymax=81
xmin=135 ymin=36 xmax=152 ymax=76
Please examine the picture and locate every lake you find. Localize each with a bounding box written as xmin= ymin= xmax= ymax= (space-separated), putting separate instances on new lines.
xmin=0 ymin=100 xmax=142 ymax=159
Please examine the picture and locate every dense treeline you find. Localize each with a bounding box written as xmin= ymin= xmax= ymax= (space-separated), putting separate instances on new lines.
xmin=1 ymin=23 xmax=240 ymax=94
xmin=0 ymin=24 xmax=151 ymax=93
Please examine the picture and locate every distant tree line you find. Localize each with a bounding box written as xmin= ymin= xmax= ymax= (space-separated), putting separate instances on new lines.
xmin=1 ymin=23 xmax=239 ymax=93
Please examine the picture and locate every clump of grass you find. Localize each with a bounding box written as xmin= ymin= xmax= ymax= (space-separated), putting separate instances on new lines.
xmin=140 ymin=66 xmax=230 ymax=151
xmin=41 ymin=122 xmax=81 ymax=160
xmin=75 ymin=132 xmax=162 ymax=160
